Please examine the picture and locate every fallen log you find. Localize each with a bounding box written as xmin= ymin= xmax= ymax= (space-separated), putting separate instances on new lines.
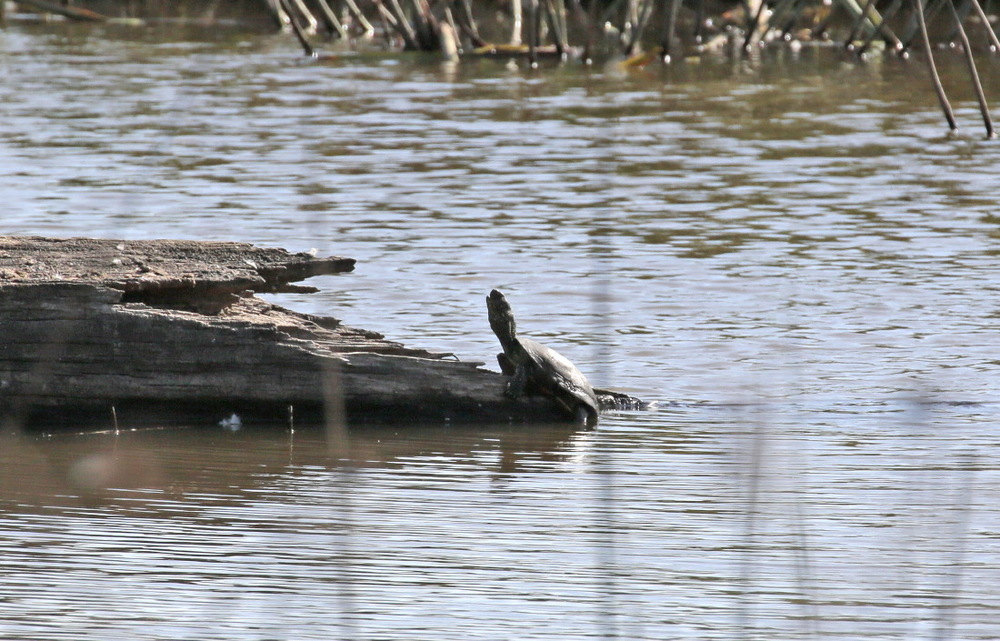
xmin=0 ymin=236 xmax=641 ymax=430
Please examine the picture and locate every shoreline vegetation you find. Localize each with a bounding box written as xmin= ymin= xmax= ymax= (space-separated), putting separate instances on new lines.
xmin=4 ymin=0 xmax=998 ymax=134
xmin=0 ymin=0 xmax=1000 ymax=132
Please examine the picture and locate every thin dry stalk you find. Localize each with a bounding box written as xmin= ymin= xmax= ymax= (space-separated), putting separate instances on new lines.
xmin=371 ymin=0 xmax=400 ymax=46
xmin=280 ymin=0 xmax=318 ymax=55
xmin=558 ymin=0 xmax=572 ymax=46
xmin=314 ymin=0 xmax=348 ymax=38
xmin=387 ymin=0 xmax=421 ymax=49
xmin=931 ymin=452 xmax=977 ymax=641
xmin=772 ymin=0 xmax=806 ymax=40
xmin=913 ymin=0 xmax=958 ymax=131
xmin=543 ymin=0 xmax=569 ymax=55
xmin=321 ymin=360 xmax=360 ymax=639
xmin=451 ymin=0 xmax=485 ymax=47
xmin=845 ymin=0 xmax=880 ymax=46
xmin=323 ymin=361 xmax=349 ymax=462
xmin=661 ymin=0 xmax=684 ymax=62
xmin=582 ymin=0 xmax=599 ymax=60
xmin=621 ymin=0 xmax=642 ymax=53
xmin=946 ymin=0 xmax=995 ymax=137
xmin=510 ymin=0 xmax=524 ymax=45
xmin=266 ymin=0 xmax=291 ymax=27
xmin=554 ymin=0 xmax=571 ymax=52
xmin=736 ymin=419 xmax=767 ymax=634
xmin=528 ymin=0 xmax=540 ymax=65
xmin=406 ymin=0 xmax=440 ymax=49
xmin=288 ymin=0 xmax=320 ymax=33
xmin=857 ymin=0 xmax=905 ymax=54
xmin=967 ymin=0 xmax=1000 ymax=51
xmin=901 ymin=0 xmax=948 ymax=50
xmin=742 ymin=0 xmax=770 ymax=51
xmin=341 ymin=0 xmax=377 ymax=34
xmin=622 ymin=0 xmax=655 ymax=55
xmin=693 ymin=0 xmax=705 ymax=42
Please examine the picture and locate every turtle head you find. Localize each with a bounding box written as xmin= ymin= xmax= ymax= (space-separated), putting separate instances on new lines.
xmin=487 ymin=289 xmax=518 ymax=349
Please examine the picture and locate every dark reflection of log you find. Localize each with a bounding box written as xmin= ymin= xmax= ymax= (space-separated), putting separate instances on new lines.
xmin=10 ymin=0 xmax=276 ymax=26
xmin=1 ymin=236 xmax=636 ymax=431
xmin=13 ymin=0 xmax=107 ymax=21
xmin=0 ymin=422 xmax=588 ymax=506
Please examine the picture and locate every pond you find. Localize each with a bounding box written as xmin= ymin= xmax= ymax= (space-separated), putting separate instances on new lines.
xmin=1 ymin=20 xmax=999 ymax=640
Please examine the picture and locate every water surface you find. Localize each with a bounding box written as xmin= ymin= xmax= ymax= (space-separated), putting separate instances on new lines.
xmin=1 ymin=21 xmax=999 ymax=640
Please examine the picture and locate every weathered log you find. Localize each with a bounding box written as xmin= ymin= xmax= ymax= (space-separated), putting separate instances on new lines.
xmin=0 ymin=236 xmax=639 ymax=430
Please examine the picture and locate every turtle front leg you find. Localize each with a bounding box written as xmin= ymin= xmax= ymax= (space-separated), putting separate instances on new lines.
xmin=496 ymin=352 xmax=516 ymax=376
xmin=505 ymin=363 xmax=529 ymax=399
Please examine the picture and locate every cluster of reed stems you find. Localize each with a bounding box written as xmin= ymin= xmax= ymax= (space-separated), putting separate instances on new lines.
xmin=7 ymin=0 xmax=995 ymax=134
xmin=271 ymin=0 xmax=997 ymax=135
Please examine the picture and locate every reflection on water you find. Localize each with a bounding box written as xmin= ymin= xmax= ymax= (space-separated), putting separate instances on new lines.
xmin=1 ymin=405 xmax=996 ymax=640
xmin=1 ymin=21 xmax=1000 ymax=641
xmin=0 ymin=422 xmax=589 ymax=504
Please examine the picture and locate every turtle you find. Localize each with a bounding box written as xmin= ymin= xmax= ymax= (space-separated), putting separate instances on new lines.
xmin=487 ymin=289 xmax=600 ymax=426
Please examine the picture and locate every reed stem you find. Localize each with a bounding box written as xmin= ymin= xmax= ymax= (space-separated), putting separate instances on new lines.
xmin=946 ymin=0 xmax=995 ymax=137
xmin=314 ymin=0 xmax=348 ymax=38
xmin=913 ymin=0 xmax=958 ymax=131
xmin=967 ymin=0 xmax=1000 ymax=52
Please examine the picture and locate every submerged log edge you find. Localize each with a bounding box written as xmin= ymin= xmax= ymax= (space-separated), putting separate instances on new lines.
xmin=0 ymin=236 xmax=643 ymax=430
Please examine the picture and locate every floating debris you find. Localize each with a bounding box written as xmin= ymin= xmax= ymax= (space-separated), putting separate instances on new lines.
xmin=219 ymin=413 xmax=243 ymax=431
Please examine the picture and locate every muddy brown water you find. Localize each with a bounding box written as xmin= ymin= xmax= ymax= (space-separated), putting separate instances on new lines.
xmin=2 ymin=21 xmax=1000 ymax=640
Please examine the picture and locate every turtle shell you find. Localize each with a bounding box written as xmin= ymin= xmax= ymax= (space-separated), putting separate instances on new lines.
xmin=518 ymin=336 xmax=599 ymax=422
